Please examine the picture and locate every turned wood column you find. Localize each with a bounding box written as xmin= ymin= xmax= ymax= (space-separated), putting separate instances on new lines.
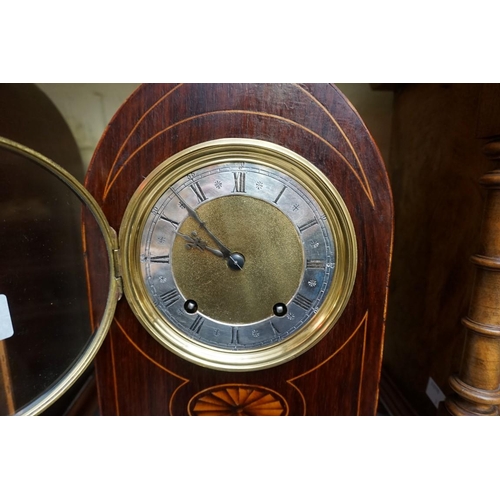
xmin=445 ymin=140 xmax=500 ymax=416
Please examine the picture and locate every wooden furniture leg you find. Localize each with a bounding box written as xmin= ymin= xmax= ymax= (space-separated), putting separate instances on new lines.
xmin=0 ymin=342 xmax=15 ymax=415
xmin=444 ymin=140 xmax=500 ymax=416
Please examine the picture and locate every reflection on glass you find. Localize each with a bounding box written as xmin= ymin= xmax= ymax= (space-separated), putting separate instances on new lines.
xmin=0 ymin=148 xmax=110 ymax=415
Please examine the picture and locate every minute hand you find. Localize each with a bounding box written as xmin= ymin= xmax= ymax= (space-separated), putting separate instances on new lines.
xmin=172 ymin=189 xmax=232 ymax=258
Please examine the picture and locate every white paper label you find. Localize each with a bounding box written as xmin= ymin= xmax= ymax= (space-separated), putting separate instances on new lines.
xmin=0 ymin=295 xmax=14 ymax=340
xmin=426 ymin=376 xmax=445 ymax=408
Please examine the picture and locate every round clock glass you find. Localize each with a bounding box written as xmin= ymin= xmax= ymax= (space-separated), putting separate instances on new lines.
xmin=120 ymin=139 xmax=357 ymax=371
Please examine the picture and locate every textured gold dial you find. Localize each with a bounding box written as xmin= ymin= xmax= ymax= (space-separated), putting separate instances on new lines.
xmin=172 ymin=195 xmax=303 ymax=324
xmin=119 ymin=139 xmax=357 ymax=371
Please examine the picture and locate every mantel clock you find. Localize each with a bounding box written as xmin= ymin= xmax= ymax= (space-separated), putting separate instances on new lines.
xmin=0 ymin=84 xmax=392 ymax=416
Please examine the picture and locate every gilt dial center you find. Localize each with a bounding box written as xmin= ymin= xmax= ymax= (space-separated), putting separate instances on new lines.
xmin=171 ymin=195 xmax=304 ymax=324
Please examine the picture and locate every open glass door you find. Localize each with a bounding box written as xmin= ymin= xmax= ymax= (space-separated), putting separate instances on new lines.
xmin=0 ymin=137 xmax=119 ymax=415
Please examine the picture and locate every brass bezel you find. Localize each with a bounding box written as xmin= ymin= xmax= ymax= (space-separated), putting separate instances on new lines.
xmin=120 ymin=139 xmax=357 ymax=371
xmin=0 ymin=136 xmax=120 ymax=416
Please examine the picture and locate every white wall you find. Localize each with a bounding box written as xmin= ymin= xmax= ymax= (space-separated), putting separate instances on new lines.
xmin=36 ymin=84 xmax=140 ymax=169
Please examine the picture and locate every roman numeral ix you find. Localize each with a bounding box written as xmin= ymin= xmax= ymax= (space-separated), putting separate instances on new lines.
xmin=150 ymin=255 xmax=170 ymax=263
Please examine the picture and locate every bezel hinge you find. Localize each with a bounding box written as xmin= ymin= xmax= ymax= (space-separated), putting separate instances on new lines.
xmin=110 ymin=227 xmax=123 ymax=301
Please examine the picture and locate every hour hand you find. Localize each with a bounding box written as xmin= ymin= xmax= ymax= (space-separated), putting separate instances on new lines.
xmin=175 ymin=230 xmax=225 ymax=259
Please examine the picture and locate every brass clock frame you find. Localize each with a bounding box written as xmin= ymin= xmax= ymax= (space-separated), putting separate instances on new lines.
xmin=119 ymin=139 xmax=357 ymax=372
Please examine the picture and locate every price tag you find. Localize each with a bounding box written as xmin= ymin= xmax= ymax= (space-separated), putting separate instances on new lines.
xmin=0 ymin=295 xmax=14 ymax=340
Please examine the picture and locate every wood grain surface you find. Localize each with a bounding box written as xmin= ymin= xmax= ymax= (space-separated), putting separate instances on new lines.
xmin=445 ymin=139 xmax=500 ymax=416
xmin=382 ymin=83 xmax=492 ymax=415
xmin=84 ymin=84 xmax=393 ymax=415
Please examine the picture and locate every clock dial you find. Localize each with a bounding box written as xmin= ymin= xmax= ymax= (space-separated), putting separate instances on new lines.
xmin=119 ymin=139 xmax=356 ymax=371
xmin=140 ymin=162 xmax=334 ymax=350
